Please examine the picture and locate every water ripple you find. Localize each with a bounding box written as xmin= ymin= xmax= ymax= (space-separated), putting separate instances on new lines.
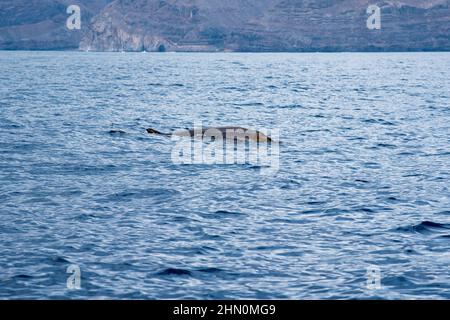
xmin=1 ymin=51 xmax=450 ymax=299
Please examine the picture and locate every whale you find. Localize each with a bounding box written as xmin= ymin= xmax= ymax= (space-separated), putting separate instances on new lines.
xmin=146 ymin=126 xmax=275 ymax=142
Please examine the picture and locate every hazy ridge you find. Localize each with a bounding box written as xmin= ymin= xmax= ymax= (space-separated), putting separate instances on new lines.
xmin=1 ymin=0 xmax=449 ymax=51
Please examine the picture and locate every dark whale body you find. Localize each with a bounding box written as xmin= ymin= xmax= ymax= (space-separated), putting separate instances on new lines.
xmin=146 ymin=126 xmax=274 ymax=142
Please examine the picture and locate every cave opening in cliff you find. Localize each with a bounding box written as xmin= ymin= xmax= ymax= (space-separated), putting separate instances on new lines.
xmin=158 ymin=44 xmax=166 ymax=52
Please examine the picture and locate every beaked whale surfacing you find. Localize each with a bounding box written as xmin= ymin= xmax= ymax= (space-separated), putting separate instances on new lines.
xmin=146 ymin=127 xmax=275 ymax=142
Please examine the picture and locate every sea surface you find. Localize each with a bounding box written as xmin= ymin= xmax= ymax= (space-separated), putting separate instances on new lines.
xmin=0 ymin=51 xmax=449 ymax=299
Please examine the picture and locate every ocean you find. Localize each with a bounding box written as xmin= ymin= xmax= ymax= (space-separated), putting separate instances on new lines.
xmin=0 ymin=51 xmax=449 ymax=299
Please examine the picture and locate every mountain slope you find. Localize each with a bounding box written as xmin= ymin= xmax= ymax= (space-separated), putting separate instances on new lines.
xmin=79 ymin=0 xmax=450 ymax=52
xmin=0 ymin=0 xmax=113 ymax=50
xmin=1 ymin=0 xmax=449 ymax=51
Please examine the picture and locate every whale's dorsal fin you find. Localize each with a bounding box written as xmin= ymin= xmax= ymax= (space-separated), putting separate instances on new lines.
xmin=146 ymin=128 xmax=170 ymax=136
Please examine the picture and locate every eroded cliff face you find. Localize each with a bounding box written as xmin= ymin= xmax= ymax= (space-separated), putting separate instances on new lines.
xmin=1 ymin=0 xmax=449 ymax=51
xmin=255 ymin=0 xmax=450 ymax=51
xmin=79 ymin=0 xmax=450 ymax=52
xmin=79 ymin=0 xmax=275 ymax=51
xmin=0 ymin=0 xmax=113 ymax=50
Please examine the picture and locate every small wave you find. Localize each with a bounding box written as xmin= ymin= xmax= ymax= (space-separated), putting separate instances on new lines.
xmin=13 ymin=274 xmax=33 ymax=279
xmin=268 ymin=218 xmax=310 ymax=224
xmin=51 ymin=256 xmax=71 ymax=264
xmin=375 ymin=143 xmax=397 ymax=149
xmin=361 ymin=118 xmax=397 ymax=126
xmin=215 ymin=210 xmax=237 ymax=214
xmin=274 ymin=104 xmax=303 ymax=109
xmin=0 ymin=122 xmax=23 ymax=129
xmin=108 ymin=129 xmax=127 ymax=136
xmin=157 ymin=268 xmax=192 ymax=276
xmin=232 ymin=102 xmax=264 ymax=107
xmin=75 ymin=213 xmax=98 ymax=221
xmin=221 ymin=86 xmax=248 ymax=92
xmin=423 ymin=152 xmax=450 ymax=157
xmin=105 ymin=188 xmax=180 ymax=202
xmin=363 ymin=162 xmax=381 ymax=169
xmin=164 ymin=267 xmax=234 ymax=278
xmin=214 ymin=210 xmax=243 ymax=216
xmin=396 ymin=221 xmax=450 ymax=235
xmin=197 ymin=267 xmax=224 ymax=274
xmin=199 ymin=210 xmax=244 ymax=220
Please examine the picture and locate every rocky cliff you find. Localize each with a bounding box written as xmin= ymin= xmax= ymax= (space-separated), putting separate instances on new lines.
xmin=1 ymin=0 xmax=449 ymax=51
xmin=0 ymin=0 xmax=112 ymax=50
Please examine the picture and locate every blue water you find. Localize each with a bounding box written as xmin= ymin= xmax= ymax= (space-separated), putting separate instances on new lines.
xmin=0 ymin=51 xmax=449 ymax=299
